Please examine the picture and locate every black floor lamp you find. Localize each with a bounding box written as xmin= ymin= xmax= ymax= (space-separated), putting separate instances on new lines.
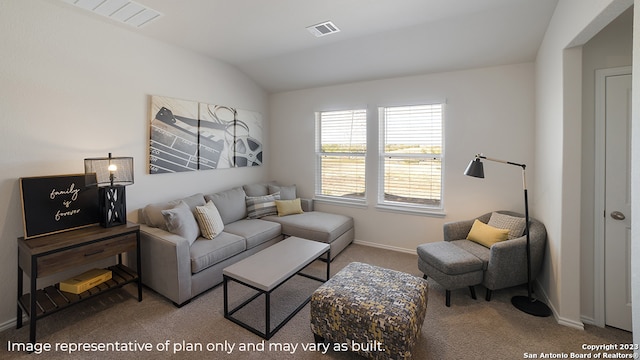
xmin=464 ymin=154 xmax=552 ymax=317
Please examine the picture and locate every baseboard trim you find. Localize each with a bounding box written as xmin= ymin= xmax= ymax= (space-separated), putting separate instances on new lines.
xmin=353 ymin=239 xmax=416 ymax=255
xmin=581 ymin=315 xmax=596 ymax=326
xmin=0 ymin=316 xmax=21 ymax=333
xmin=557 ymin=317 xmax=586 ymax=330
xmin=533 ymin=281 xmax=585 ymax=330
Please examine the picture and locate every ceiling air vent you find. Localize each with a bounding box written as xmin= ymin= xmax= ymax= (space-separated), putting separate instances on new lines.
xmin=306 ymin=21 xmax=340 ymax=37
xmin=62 ymin=0 xmax=163 ymax=28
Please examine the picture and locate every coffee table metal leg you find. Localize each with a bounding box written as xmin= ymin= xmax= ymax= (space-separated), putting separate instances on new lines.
xmin=265 ymin=292 xmax=270 ymax=339
xmin=223 ymin=276 xmax=228 ymax=317
xmin=326 ymin=249 xmax=331 ymax=280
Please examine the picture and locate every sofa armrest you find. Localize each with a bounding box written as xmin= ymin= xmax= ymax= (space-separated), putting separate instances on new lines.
xmin=139 ymin=224 xmax=192 ymax=306
xmin=300 ymin=198 xmax=314 ymax=212
xmin=443 ymin=219 xmax=474 ymax=241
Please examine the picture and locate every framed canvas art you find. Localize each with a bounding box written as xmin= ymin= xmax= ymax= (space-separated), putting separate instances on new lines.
xmin=20 ymin=174 xmax=99 ymax=239
xmin=149 ymin=95 xmax=263 ymax=173
xmin=149 ymin=96 xmax=199 ymax=174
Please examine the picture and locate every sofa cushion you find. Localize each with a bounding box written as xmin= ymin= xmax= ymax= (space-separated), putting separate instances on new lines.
xmin=243 ymin=181 xmax=278 ymax=197
xmin=450 ymin=240 xmax=491 ymax=270
xmin=223 ymin=219 xmax=282 ymax=249
xmin=161 ymin=201 xmax=200 ymax=246
xmin=205 ymin=187 xmax=247 ymax=225
xmin=246 ymin=193 xmax=280 ymax=219
xmin=143 ymin=193 xmax=205 ymax=230
xmin=263 ymin=211 xmax=353 ymax=243
xmin=189 ymin=232 xmax=246 ymax=274
xmin=268 ymin=184 xmax=297 ymax=200
xmin=194 ymin=200 xmax=225 ymax=239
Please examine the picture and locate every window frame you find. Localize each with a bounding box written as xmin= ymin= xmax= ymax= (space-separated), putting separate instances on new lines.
xmin=314 ymin=109 xmax=368 ymax=207
xmin=377 ymin=102 xmax=445 ymax=215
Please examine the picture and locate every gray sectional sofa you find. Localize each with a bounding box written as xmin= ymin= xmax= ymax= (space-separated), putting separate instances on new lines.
xmin=137 ymin=182 xmax=354 ymax=306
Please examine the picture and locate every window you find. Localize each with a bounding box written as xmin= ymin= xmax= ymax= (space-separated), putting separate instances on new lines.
xmin=316 ymin=109 xmax=367 ymax=202
xmin=379 ymin=104 xmax=443 ymax=210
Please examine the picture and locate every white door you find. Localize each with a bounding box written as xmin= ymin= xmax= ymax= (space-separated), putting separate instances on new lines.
xmin=603 ymin=70 xmax=632 ymax=331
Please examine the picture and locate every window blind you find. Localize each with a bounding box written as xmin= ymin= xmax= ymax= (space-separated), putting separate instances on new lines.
xmin=379 ymin=104 xmax=443 ymax=208
xmin=316 ymin=110 xmax=367 ymax=200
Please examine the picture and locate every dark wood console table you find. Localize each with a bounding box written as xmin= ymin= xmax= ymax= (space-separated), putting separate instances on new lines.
xmin=16 ymin=223 xmax=141 ymax=343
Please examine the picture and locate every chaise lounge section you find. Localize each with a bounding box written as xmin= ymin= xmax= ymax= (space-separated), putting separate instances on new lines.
xmin=137 ymin=182 xmax=354 ymax=306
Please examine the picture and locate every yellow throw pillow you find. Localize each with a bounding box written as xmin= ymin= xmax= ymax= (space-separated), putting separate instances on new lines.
xmin=275 ymin=198 xmax=304 ymax=216
xmin=466 ymin=219 xmax=510 ymax=248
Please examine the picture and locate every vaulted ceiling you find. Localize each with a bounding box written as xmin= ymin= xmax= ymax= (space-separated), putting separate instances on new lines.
xmin=57 ymin=0 xmax=559 ymax=93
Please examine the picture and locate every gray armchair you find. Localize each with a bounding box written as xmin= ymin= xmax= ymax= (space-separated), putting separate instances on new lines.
xmin=417 ymin=211 xmax=547 ymax=305
xmin=441 ymin=211 xmax=547 ymax=300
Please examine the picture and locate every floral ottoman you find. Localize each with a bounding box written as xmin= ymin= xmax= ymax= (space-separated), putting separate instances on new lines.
xmin=310 ymin=262 xmax=428 ymax=359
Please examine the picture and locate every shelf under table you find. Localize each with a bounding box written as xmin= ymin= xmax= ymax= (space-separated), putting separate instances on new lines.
xmin=18 ymin=264 xmax=138 ymax=319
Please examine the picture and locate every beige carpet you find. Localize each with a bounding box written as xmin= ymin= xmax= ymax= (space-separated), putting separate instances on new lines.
xmin=1 ymin=243 xmax=632 ymax=359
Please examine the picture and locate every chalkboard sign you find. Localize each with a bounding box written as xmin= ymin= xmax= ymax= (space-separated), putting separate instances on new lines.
xmin=20 ymin=174 xmax=99 ymax=239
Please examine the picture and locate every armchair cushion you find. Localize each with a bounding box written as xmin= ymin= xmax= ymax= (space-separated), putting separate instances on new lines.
xmin=487 ymin=212 xmax=526 ymax=239
xmin=466 ymin=219 xmax=510 ymax=248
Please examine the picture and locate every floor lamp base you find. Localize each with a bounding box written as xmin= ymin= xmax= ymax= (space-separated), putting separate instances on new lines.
xmin=511 ymin=295 xmax=552 ymax=317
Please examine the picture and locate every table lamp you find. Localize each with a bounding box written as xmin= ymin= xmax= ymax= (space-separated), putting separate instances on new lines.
xmin=84 ymin=153 xmax=134 ymax=227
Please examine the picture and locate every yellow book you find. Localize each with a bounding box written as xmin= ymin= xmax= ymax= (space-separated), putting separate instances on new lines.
xmin=60 ymin=268 xmax=112 ymax=294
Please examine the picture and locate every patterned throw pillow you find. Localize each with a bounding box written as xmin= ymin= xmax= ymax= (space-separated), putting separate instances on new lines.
xmin=246 ymin=193 xmax=280 ymax=219
xmin=194 ymin=200 xmax=225 ymax=239
xmin=487 ymin=212 xmax=526 ymax=239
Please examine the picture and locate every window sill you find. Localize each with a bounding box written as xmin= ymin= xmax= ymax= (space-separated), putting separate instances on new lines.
xmin=375 ymin=204 xmax=446 ymax=217
xmin=313 ymin=196 xmax=368 ymax=209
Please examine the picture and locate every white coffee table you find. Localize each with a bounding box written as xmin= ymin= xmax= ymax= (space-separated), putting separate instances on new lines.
xmin=223 ymin=236 xmax=330 ymax=339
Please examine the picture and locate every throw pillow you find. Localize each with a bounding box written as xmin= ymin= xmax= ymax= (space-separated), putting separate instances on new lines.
xmin=161 ymin=201 xmax=200 ymax=245
xmin=268 ymin=184 xmax=297 ymax=200
xmin=487 ymin=212 xmax=526 ymax=239
xmin=194 ymin=200 xmax=225 ymax=239
xmin=275 ymin=198 xmax=304 ymax=217
xmin=246 ymin=193 xmax=280 ymax=219
xmin=466 ymin=219 xmax=510 ymax=248
xmin=142 ymin=193 xmax=205 ymax=230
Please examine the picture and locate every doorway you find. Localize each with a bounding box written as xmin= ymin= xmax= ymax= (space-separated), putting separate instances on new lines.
xmin=595 ymin=66 xmax=632 ymax=331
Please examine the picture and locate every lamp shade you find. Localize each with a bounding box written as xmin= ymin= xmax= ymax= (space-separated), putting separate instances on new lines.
xmin=84 ymin=154 xmax=134 ymax=187
xmin=464 ymin=158 xmax=485 ymax=178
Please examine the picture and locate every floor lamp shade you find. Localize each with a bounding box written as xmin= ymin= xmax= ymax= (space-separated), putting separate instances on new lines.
xmin=84 ymin=153 xmax=134 ymax=227
xmin=464 ymin=158 xmax=485 ymax=178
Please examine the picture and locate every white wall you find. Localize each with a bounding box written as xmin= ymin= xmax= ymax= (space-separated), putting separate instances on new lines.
xmin=269 ymin=63 xmax=536 ymax=252
xmin=0 ymin=0 xmax=268 ymax=328
xmin=534 ymin=0 xmax=633 ymax=328
xmin=579 ymin=8 xmax=633 ymax=324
